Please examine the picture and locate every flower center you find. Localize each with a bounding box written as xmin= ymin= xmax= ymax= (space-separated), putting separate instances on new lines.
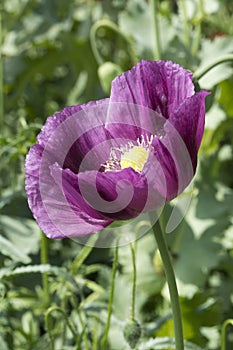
xmin=120 ymin=146 xmax=148 ymax=173
xmin=103 ymin=135 xmax=153 ymax=173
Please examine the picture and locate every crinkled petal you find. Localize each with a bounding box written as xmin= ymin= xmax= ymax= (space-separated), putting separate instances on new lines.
xmin=37 ymin=99 xmax=109 ymax=147
xmin=110 ymin=60 xmax=194 ymax=118
xmin=169 ymin=90 xmax=210 ymax=168
xmin=25 ymin=132 xmax=113 ymax=240
xmin=149 ymin=114 xmax=197 ymax=200
xmin=25 ymin=60 xmax=209 ymax=239
xmin=25 ymin=144 xmax=63 ymax=238
xmin=37 ymin=99 xmax=113 ymax=173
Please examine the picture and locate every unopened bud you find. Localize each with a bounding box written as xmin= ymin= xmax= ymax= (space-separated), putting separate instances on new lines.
xmin=98 ymin=62 xmax=123 ymax=94
xmin=123 ymin=319 xmax=141 ymax=349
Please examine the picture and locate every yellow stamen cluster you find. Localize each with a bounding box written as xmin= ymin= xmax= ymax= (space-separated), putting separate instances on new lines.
xmin=120 ymin=146 xmax=149 ymax=173
xmin=103 ymin=134 xmax=153 ymax=173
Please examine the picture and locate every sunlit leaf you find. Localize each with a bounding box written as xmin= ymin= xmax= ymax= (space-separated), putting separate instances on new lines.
xmin=198 ymin=37 xmax=233 ymax=88
xmin=0 ymin=215 xmax=40 ymax=258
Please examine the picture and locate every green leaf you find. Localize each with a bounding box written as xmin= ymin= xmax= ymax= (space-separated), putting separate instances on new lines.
xmin=205 ymin=103 xmax=226 ymax=130
xmin=0 ymin=235 xmax=31 ymax=263
xmin=218 ymin=78 xmax=233 ymax=116
xmin=0 ymin=190 xmax=25 ymax=210
xmin=66 ymin=71 xmax=88 ymax=105
xmin=138 ymin=337 xmax=203 ymax=350
xmin=30 ymin=335 xmax=50 ymax=350
xmin=0 ymin=264 xmax=78 ymax=293
xmin=0 ymin=215 xmax=41 ymax=259
xmin=198 ymin=37 xmax=233 ymax=88
xmin=174 ymin=225 xmax=223 ymax=286
xmin=70 ymin=234 xmax=98 ymax=274
xmin=76 ymin=276 xmax=105 ymax=294
xmin=119 ymin=0 xmax=152 ymax=58
xmin=211 ymin=119 xmax=233 ymax=149
xmin=0 ymin=264 xmax=57 ymax=279
xmin=0 ymin=334 xmax=10 ymax=350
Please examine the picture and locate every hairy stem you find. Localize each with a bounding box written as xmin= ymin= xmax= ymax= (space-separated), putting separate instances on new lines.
xmin=40 ymin=232 xmax=50 ymax=299
xmin=150 ymin=0 xmax=161 ymax=60
xmin=194 ymin=54 xmax=233 ymax=80
xmin=101 ymin=245 xmax=118 ymax=350
xmin=151 ymin=218 xmax=184 ymax=350
xmin=191 ymin=0 xmax=204 ymax=56
xmin=130 ymin=243 xmax=137 ymax=321
xmin=221 ymin=319 xmax=233 ymax=350
xmin=179 ymin=0 xmax=190 ymax=47
xmin=90 ymin=19 xmax=137 ymax=66
xmin=45 ymin=306 xmax=79 ymax=350
xmin=0 ymin=5 xmax=4 ymax=129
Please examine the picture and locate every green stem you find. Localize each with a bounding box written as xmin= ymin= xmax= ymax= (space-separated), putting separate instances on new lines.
xmin=191 ymin=22 xmax=201 ymax=57
xmin=150 ymin=217 xmax=184 ymax=350
xmin=194 ymin=54 xmax=233 ymax=80
xmin=150 ymin=0 xmax=161 ymax=60
xmin=45 ymin=306 xmax=79 ymax=350
xmin=191 ymin=0 xmax=204 ymax=56
xmin=92 ymin=315 xmax=99 ymax=350
xmin=77 ymin=309 xmax=90 ymax=350
xmin=70 ymin=296 xmax=90 ymax=350
xmin=71 ymin=234 xmax=97 ymax=274
xmin=101 ymin=245 xmax=118 ymax=350
xmin=40 ymin=232 xmax=50 ymax=299
xmin=179 ymin=0 xmax=190 ymax=47
xmin=90 ymin=19 xmax=137 ymax=66
xmin=221 ymin=319 xmax=233 ymax=350
xmin=130 ymin=243 xmax=137 ymax=321
xmin=0 ymin=5 xmax=4 ymax=129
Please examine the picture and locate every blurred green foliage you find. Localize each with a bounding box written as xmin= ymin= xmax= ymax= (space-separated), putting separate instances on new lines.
xmin=1 ymin=0 xmax=233 ymax=349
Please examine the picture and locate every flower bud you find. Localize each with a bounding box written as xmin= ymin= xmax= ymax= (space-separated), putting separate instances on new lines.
xmin=123 ymin=319 xmax=141 ymax=349
xmin=98 ymin=62 xmax=123 ymax=94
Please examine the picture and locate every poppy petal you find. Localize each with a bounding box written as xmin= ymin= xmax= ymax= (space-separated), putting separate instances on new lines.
xmin=110 ymin=60 xmax=194 ymax=118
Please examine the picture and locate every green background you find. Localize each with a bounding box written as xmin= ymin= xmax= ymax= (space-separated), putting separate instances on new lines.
xmin=1 ymin=1 xmax=233 ymax=349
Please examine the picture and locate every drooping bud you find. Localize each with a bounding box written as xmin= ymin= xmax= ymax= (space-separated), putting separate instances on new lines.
xmin=98 ymin=62 xmax=123 ymax=94
xmin=123 ymin=319 xmax=141 ymax=349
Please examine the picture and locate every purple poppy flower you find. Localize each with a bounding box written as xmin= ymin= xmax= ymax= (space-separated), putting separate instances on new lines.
xmin=25 ymin=60 xmax=209 ymax=240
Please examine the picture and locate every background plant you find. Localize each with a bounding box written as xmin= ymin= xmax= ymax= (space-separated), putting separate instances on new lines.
xmin=1 ymin=0 xmax=233 ymax=349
